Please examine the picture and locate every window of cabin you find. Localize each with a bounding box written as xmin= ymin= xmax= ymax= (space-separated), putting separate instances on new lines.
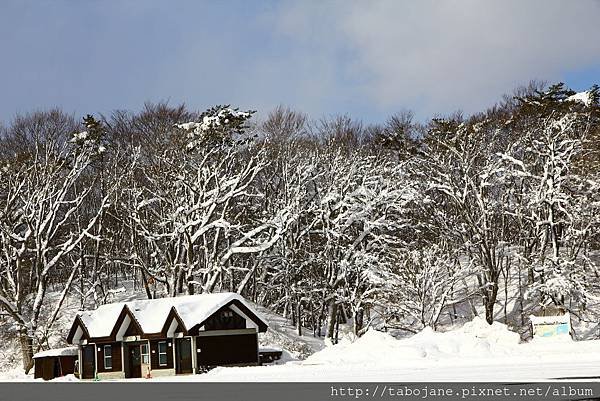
xmin=103 ymin=345 xmax=112 ymax=369
xmin=158 ymin=341 xmax=167 ymax=366
xmin=204 ymin=307 xmax=245 ymax=330
xmin=141 ymin=343 xmax=149 ymax=364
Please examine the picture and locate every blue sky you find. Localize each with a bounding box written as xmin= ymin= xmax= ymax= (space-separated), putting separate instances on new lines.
xmin=1 ymin=0 xmax=599 ymax=124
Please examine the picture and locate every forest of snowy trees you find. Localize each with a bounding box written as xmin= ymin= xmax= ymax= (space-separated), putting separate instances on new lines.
xmin=1 ymin=82 xmax=600 ymax=372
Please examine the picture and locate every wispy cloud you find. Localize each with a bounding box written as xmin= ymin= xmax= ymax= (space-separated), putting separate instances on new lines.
xmin=0 ymin=1 xmax=599 ymax=122
xmin=267 ymin=0 xmax=600 ymax=118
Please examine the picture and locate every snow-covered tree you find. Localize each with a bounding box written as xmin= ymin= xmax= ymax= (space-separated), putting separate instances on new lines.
xmin=387 ymin=245 xmax=473 ymax=331
xmin=129 ymin=106 xmax=294 ymax=296
xmin=418 ymin=117 xmax=513 ymax=324
xmin=2 ymin=81 xmax=600 ymax=372
xmin=500 ymin=84 xmax=600 ymax=309
xmin=0 ymin=113 xmax=115 ymax=372
xmin=307 ymin=151 xmax=417 ymax=338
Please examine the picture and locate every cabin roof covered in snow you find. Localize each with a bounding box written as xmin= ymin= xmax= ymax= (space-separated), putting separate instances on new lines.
xmin=77 ymin=302 xmax=123 ymax=339
xmin=33 ymin=347 xmax=79 ymax=359
xmin=71 ymin=292 xmax=268 ymax=340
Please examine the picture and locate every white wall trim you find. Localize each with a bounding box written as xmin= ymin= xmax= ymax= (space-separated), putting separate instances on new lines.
xmin=120 ymin=343 xmax=125 ymax=373
xmin=72 ymin=325 xmax=83 ymax=343
xmin=92 ymin=343 xmax=98 ymax=378
xmin=191 ymin=337 xmax=197 ymax=374
xmin=166 ymin=318 xmax=178 ymax=338
xmin=115 ymin=315 xmax=131 ymax=341
xmin=229 ymin=304 xmax=259 ymax=330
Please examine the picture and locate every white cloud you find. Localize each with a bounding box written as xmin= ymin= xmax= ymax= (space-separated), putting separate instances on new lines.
xmin=271 ymin=0 xmax=600 ymax=118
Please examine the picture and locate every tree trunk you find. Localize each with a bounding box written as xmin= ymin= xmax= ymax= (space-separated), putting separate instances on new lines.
xmin=484 ymin=283 xmax=498 ymax=324
xmin=187 ymin=272 xmax=195 ymax=295
xmin=310 ymin=301 xmax=316 ymax=337
xmin=139 ymin=269 xmax=153 ymax=299
xmin=296 ymin=301 xmax=302 ymax=336
xmin=176 ymin=269 xmax=184 ymax=294
xmin=79 ymin=249 xmax=85 ymax=310
xmin=354 ymin=308 xmax=364 ymax=336
xmin=326 ymin=301 xmax=337 ymax=340
xmin=334 ymin=313 xmax=340 ymax=344
xmin=19 ymin=328 xmax=34 ymax=374
xmin=518 ymin=262 xmax=525 ymax=327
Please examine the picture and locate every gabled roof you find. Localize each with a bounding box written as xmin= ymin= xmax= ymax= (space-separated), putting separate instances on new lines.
xmin=124 ymin=298 xmax=181 ymax=334
xmin=167 ymin=293 xmax=266 ymax=331
xmin=160 ymin=306 xmax=187 ymax=335
xmin=78 ymin=302 xmax=123 ymax=339
xmin=111 ymin=305 xmax=144 ymax=338
xmin=67 ymin=292 xmax=268 ymax=343
xmin=66 ymin=315 xmax=90 ymax=344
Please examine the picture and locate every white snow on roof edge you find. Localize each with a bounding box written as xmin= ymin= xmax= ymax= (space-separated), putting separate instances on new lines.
xmin=74 ymin=292 xmax=268 ymax=339
xmin=33 ymin=347 xmax=79 ymax=359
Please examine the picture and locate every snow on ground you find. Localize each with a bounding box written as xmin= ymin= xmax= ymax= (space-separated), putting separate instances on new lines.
xmin=3 ymin=280 xmax=600 ymax=382
xmin=3 ymin=315 xmax=600 ymax=382
xmin=49 ymin=374 xmax=79 ymax=382
xmin=253 ymin=303 xmax=325 ymax=360
xmin=0 ymin=368 xmax=32 ymax=381
xmin=148 ymin=317 xmax=600 ymax=382
xmin=0 ymin=283 xmax=325 ymax=381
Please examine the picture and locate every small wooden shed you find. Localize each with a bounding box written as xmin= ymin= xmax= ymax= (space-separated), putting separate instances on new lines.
xmin=33 ymin=347 xmax=79 ymax=380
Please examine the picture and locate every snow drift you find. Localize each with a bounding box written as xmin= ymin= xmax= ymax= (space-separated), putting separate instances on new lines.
xmin=306 ymin=317 xmax=521 ymax=366
xmin=167 ymin=317 xmax=600 ymax=381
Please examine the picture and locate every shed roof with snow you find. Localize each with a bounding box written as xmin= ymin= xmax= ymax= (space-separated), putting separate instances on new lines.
xmin=66 ymin=292 xmax=268 ymax=344
xmin=33 ymin=347 xmax=79 ymax=359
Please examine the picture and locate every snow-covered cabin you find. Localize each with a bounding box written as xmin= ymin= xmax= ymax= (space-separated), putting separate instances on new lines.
xmin=33 ymin=347 xmax=79 ymax=380
xmin=65 ymin=292 xmax=268 ymax=379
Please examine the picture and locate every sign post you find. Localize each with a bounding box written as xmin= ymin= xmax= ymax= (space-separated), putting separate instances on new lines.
xmin=530 ymin=312 xmax=572 ymax=338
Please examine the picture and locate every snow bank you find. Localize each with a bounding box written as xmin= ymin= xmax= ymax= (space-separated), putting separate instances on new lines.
xmin=50 ymin=374 xmax=79 ymax=382
xmin=405 ymin=317 xmax=521 ymax=358
xmin=116 ymin=317 xmax=600 ymax=381
xmin=306 ymin=317 xmax=520 ymax=366
xmin=0 ymin=368 xmax=33 ymax=382
xmin=306 ymin=329 xmax=426 ymax=365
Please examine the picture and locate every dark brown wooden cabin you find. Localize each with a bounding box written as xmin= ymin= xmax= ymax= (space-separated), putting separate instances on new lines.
xmin=65 ymin=293 xmax=269 ymax=379
xmin=33 ymin=348 xmax=78 ymax=380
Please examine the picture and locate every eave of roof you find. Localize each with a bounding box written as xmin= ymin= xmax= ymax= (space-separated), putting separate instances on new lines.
xmin=67 ymin=292 xmax=268 ymax=341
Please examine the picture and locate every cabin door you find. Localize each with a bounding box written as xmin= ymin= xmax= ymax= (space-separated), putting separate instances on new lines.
xmin=41 ymin=358 xmax=55 ymax=380
xmin=176 ymin=338 xmax=192 ymax=374
xmin=82 ymin=345 xmax=96 ymax=379
xmin=127 ymin=345 xmax=142 ymax=378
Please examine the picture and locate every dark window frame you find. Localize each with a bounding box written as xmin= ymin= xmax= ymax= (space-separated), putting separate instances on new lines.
xmin=141 ymin=343 xmax=149 ymax=365
xmin=103 ymin=345 xmax=112 ymax=369
xmin=158 ymin=341 xmax=167 ymax=366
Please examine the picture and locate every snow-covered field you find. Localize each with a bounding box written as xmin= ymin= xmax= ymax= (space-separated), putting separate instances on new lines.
xmin=4 ymin=316 xmax=600 ymax=382
xmin=143 ymin=317 xmax=600 ymax=382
